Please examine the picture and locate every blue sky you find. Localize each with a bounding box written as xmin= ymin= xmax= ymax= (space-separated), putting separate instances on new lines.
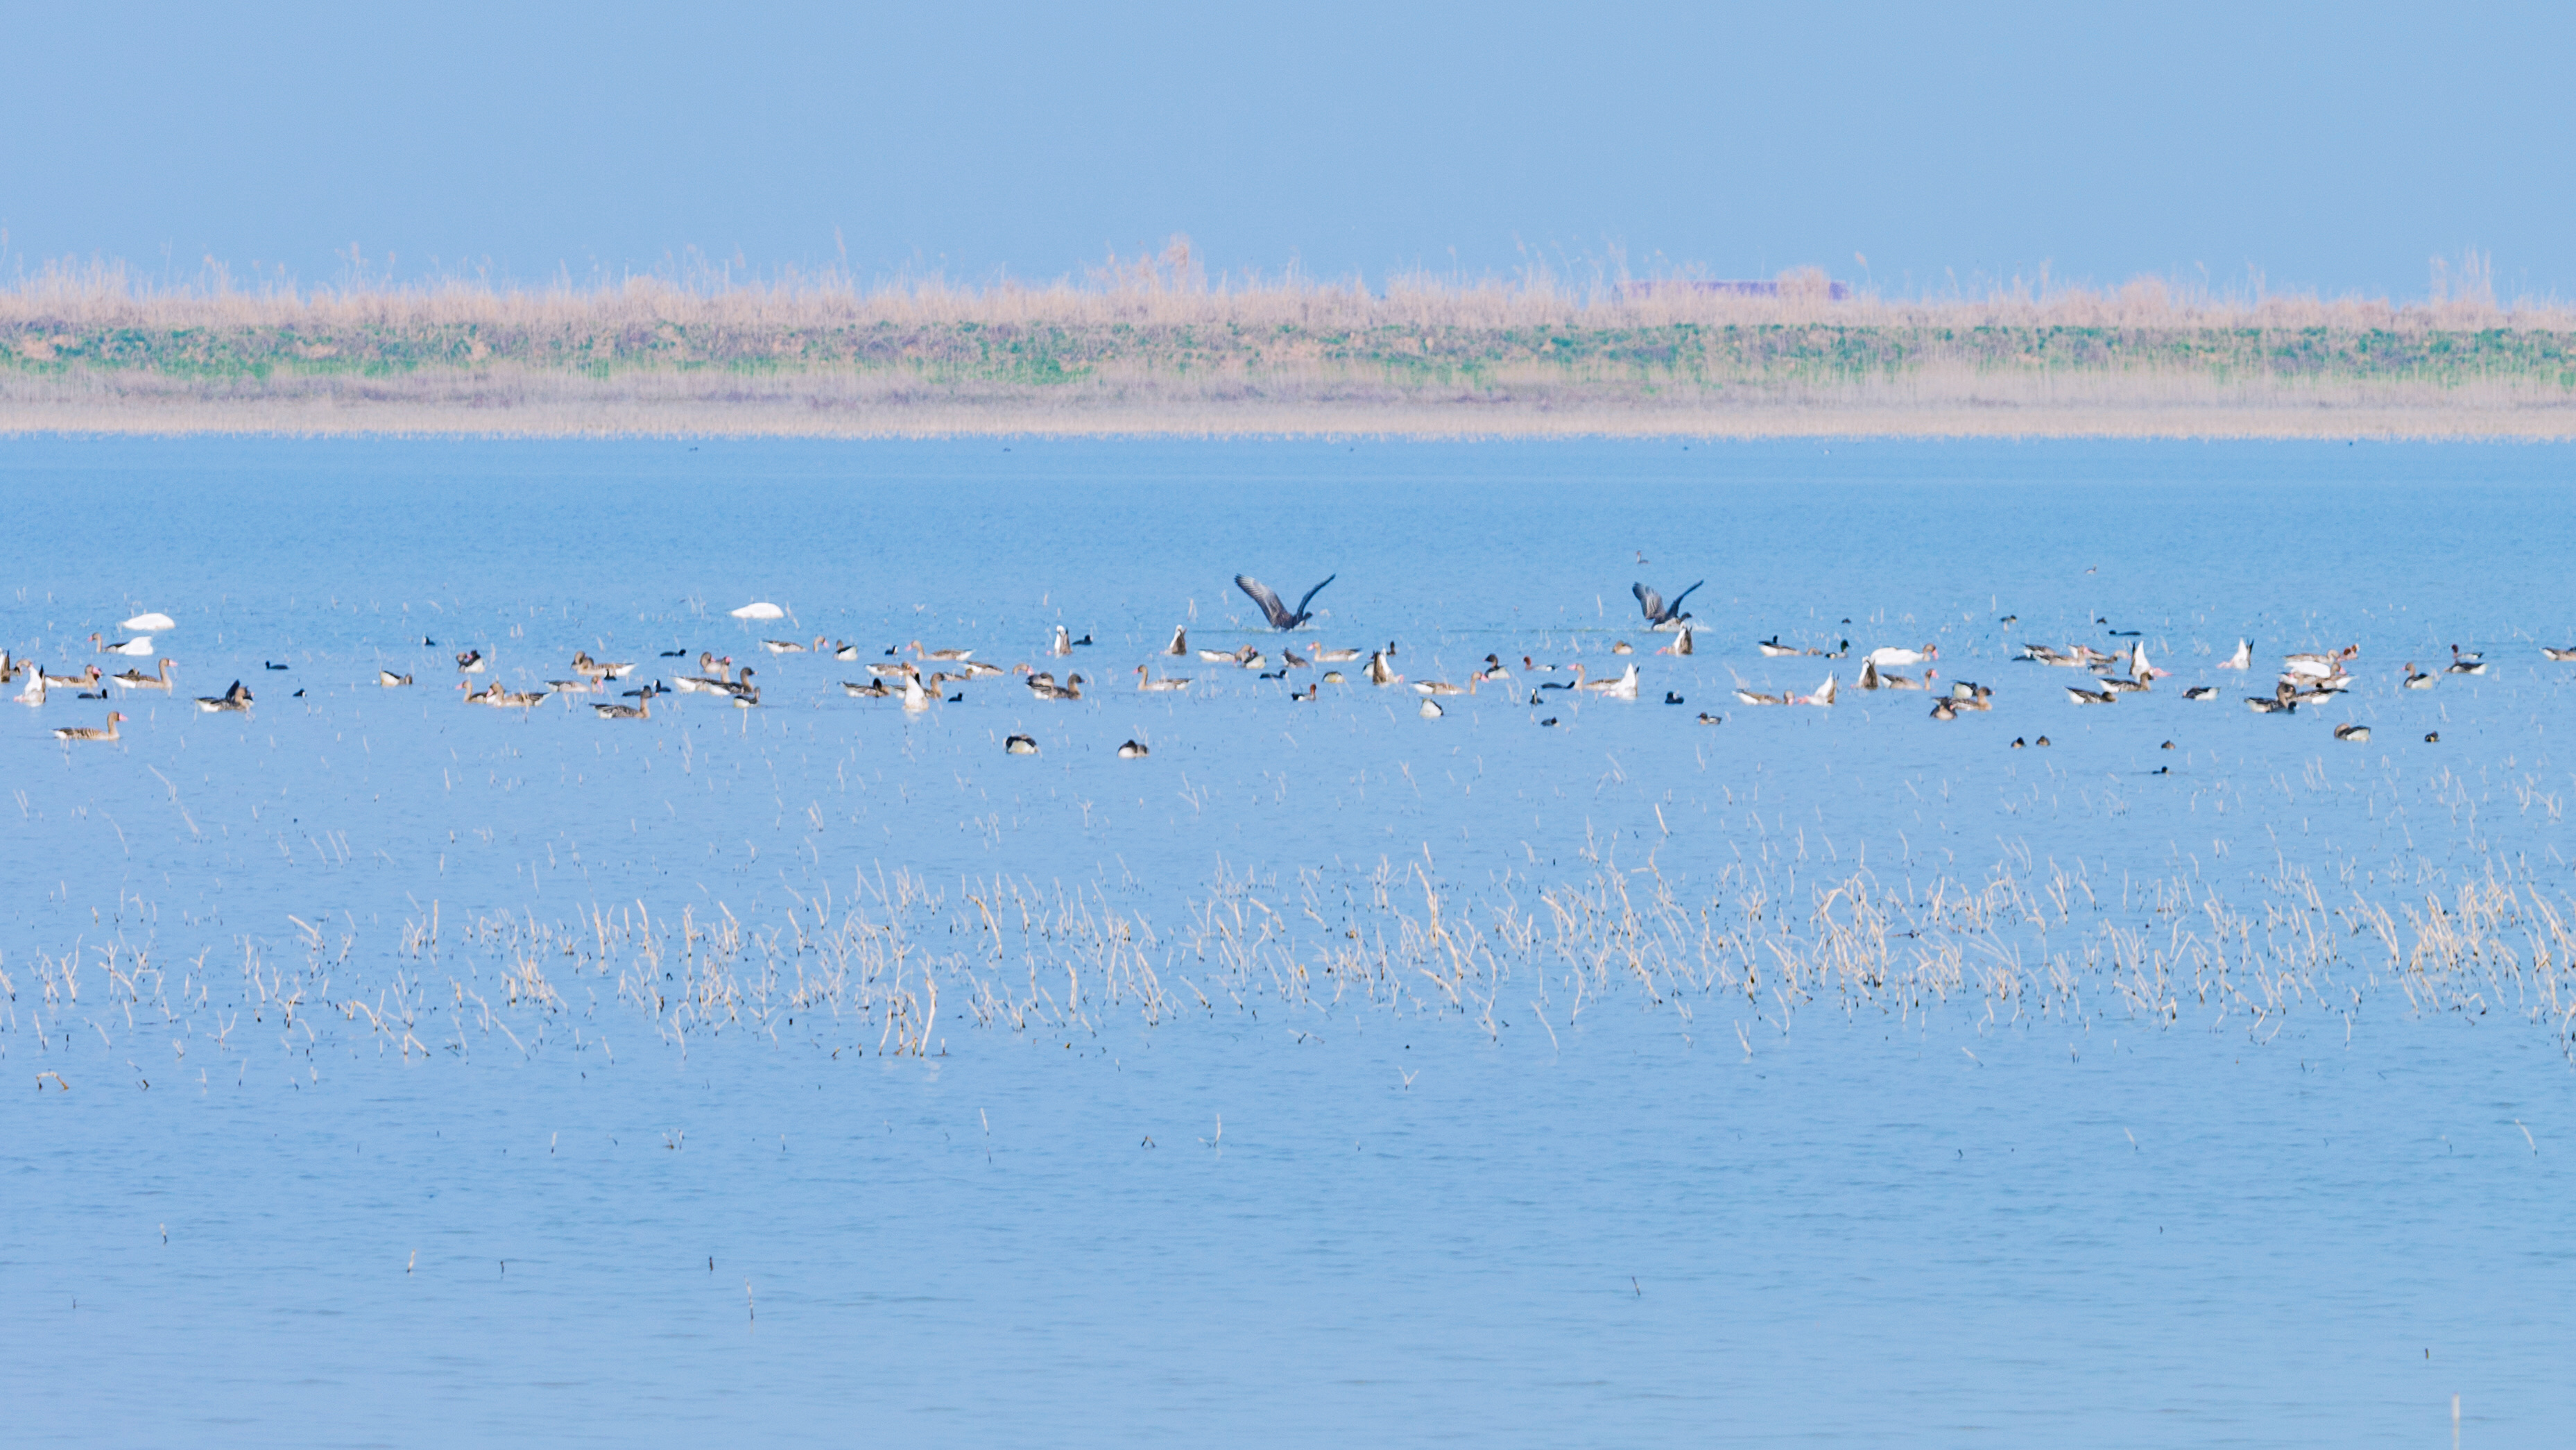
xmin=1 ymin=0 xmax=2566 ymax=298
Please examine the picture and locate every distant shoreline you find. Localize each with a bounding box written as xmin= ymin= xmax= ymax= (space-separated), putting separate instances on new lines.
xmin=3 ymin=389 xmax=2571 ymax=441
xmin=10 ymin=289 xmax=2575 ymax=439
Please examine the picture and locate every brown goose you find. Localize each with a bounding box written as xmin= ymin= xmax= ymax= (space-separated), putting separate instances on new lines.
xmin=111 ymin=658 xmax=177 ymax=692
xmin=53 ymin=710 xmax=124 ymax=742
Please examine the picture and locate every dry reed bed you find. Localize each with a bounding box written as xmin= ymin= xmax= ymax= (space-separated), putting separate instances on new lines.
xmin=5 ymin=264 xmax=2575 ymax=436
xmin=8 ymin=846 xmax=2574 ymax=1078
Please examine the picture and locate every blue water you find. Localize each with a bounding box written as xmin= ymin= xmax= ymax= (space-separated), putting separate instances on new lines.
xmin=5 ymin=438 xmax=2574 ymax=1445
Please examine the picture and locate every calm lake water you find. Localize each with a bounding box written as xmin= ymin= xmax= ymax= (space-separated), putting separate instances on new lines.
xmin=5 ymin=436 xmax=2575 ymax=1446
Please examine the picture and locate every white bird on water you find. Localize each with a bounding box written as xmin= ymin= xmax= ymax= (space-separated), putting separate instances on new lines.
xmin=730 ymin=602 xmax=787 ymax=621
xmin=1864 ymin=643 xmax=1937 ymax=669
xmin=122 ymin=612 xmax=177 ymax=632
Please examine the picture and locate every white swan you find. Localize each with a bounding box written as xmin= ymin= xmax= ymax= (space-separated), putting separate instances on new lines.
xmin=730 ymin=602 xmax=787 ymax=621
xmin=121 ymin=612 xmax=176 ymax=632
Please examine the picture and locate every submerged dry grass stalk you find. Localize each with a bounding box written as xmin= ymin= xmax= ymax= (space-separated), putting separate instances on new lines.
xmin=5 ymin=257 xmax=2573 ymax=436
xmin=10 ymin=843 xmax=2576 ymax=1074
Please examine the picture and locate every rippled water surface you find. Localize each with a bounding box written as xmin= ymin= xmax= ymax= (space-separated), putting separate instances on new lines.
xmin=6 ymin=437 xmax=2576 ymax=1446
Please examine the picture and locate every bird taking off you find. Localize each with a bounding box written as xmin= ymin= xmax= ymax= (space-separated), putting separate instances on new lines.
xmin=1633 ymin=580 xmax=1703 ymax=629
xmin=1236 ymin=574 xmax=1335 ymax=631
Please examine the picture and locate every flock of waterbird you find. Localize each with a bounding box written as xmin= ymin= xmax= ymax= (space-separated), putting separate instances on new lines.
xmin=12 ymin=579 xmax=2561 ymax=753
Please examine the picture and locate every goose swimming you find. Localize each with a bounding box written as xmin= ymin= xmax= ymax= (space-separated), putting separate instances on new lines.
xmin=1165 ymin=626 xmax=1189 ymax=656
xmin=112 ymin=658 xmax=177 ymax=691
xmin=911 ymin=641 xmax=974 ymax=661
xmin=1797 ymin=673 xmax=1838 ymax=708
xmin=2334 ymin=722 xmax=2371 ymax=742
xmin=1236 ymin=574 xmax=1335 ymax=631
xmin=92 ymin=633 xmax=154 ymax=656
xmin=1308 ymin=642 xmax=1362 ymax=663
xmin=1418 ymin=699 xmax=1444 ymax=718
xmin=1733 ymin=683 xmax=1789 ymax=706
xmin=1583 ymin=663 xmax=1640 ymax=699
xmin=121 ymin=612 xmax=176 ymax=632
xmin=760 ymin=637 xmax=813 ymax=654
xmin=592 ymin=696 xmax=651 ymax=719
xmin=1756 ymin=637 xmax=1805 ymax=658
xmin=2066 ymin=685 xmax=2117 ymax=705
xmin=52 ymin=710 xmax=123 ymax=742
xmin=2403 ymin=663 xmax=2437 ymax=690
xmin=1135 ymin=665 xmax=1190 ymax=692
xmin=1117 ymin=740 xmax=1151 ymax=758
xmin=2445 ymin=656 xmax=2487 ymax=676
xmin=1864 ymin=643 xmax=1938 ymax=669
xmin=2247 ymin=681 xmax=2298 ymax=714
xmin=676 ymin=654 xmax=737 ymax=692
xmin=1051 ymin=625 xmax=1074 ymax=657
xmin=1633 ymin=580 xmax=1703 ymax=629
xmin=2284 ymin=646 xmax=2359 ymax=677
xmin=2545 ymin=647 xmax=2576 ymax=662
xmin=730 ymin=602 xmax=787 ymax=621
xmin=1658 ymin=626 xmax=1695 ymax=656
xmin=2182 ymin=685 xmax=2219 ymax=701
xmin=456 ymin=650 xmax=487 ymax=673
xmin=1365 ymin=650 xmax=1401 ymax=687
xmin=2217 ymin=638 xmax=2252 ymax=670
xmin=41 ymin=664 xmax=103 ymax=690
xmin=1005 ymin=734 xmax=1040 ymax=754
xmin=197 ymin=681 xmax=252 ymax=713
xmin=842 ymin=679 xmax=890 ymax=698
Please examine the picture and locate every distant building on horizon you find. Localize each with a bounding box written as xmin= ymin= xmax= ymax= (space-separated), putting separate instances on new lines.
xmin=1619 ymin=278 xmax=1851 ymax=302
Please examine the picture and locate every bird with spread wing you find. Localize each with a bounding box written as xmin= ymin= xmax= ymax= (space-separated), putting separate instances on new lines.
xmin=1236 ymin=574 xmax=1336 ymax=631
xmin=1633 ymin=579 xmax=1703 ymax=629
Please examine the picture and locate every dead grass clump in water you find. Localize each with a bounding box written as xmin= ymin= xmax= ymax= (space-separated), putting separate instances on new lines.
xmin=15 ymin=839 xmax=2576 ymax=1072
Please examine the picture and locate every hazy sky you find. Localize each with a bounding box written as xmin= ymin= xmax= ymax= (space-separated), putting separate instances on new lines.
xmin=2 ymin=0 xmax=2566 ymax=298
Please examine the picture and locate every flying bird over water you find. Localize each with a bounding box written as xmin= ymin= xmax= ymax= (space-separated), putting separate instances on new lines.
xmin=1236 ymin=574 xmax=1335 ymax=631
xmin=1633 ymin=581 xmax=1703 ymax=629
